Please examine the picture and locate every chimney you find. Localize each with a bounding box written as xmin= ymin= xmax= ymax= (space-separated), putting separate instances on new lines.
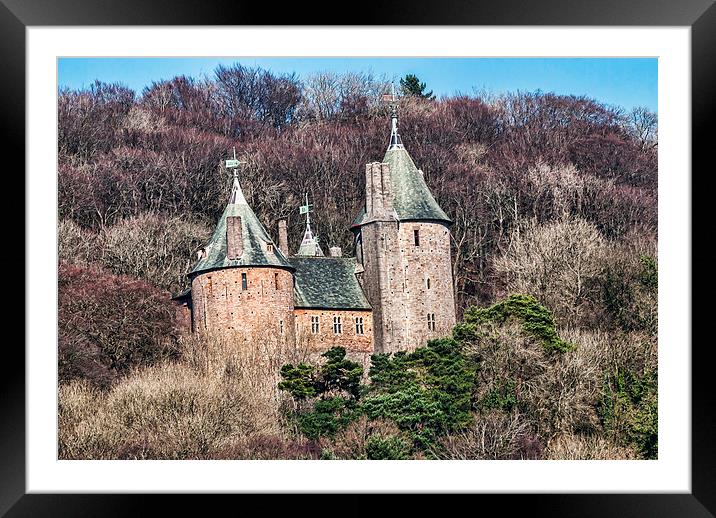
xmin=371 ymin=162 xmax=384 ymax=214
xmin=329 ymin=246 xmax=343 ymax=257
xmin=380 ymin=162 xmax=393 ymax=214
xmin=365 ymin=163 xmax=374 ymax=216
xmin=278 ymin=219 xmax=288 ymax=255
xmin=226 ymin=216 xmax=243 ymax=260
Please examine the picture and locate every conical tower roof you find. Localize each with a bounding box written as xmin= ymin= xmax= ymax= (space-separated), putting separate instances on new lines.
xmin=352 ymin=107 xmax=451 ymax=229
xmin=190 ymin=175 xmax=292 ymax=277
xmin=381 ymin=145 xmax=450 ymax=223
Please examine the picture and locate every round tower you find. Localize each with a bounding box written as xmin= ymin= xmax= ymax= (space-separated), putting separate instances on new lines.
xmin=352 ymin=99 xmax=456 ymax=353
xmin=189 ymin=169 xmax=295 ymax=344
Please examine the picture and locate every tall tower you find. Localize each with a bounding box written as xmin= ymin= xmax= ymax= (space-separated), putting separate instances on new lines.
xmin=189 ymin=156 xmax=295 ymax=343
xmin=352 ymin=95 xmax=456 ymax=353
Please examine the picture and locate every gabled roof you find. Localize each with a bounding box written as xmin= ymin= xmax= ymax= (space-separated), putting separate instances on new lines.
xmin=290 ymin=256 xmax=371 ymax=310
xmin=382 ymin=146 xmax=451 ymax=223
xmin=190 ymin=176 xmax=292 ymax=277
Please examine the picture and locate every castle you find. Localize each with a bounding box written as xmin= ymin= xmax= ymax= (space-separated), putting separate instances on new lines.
xmin=174 ymin=107 xmax=456 ymax=355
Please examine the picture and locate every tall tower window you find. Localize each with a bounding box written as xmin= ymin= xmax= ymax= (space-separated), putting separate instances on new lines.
xmin=241 ymin=272 xmax=247 ymax=290
xmin=414 ymin=229 xmax=420 ymax=246
xmin=426 ymin=278 xmax=431 ymax=289
xmin=274 ymin=272 xmax=279 ymax=290
xmin=333 ymin=316 xmax=343 ymax=334
xmin=279 ymin=320 xmax=284 ymax=334
xmin=427 ymin=313 xmax=436 ymax=331
xmin=355 ymin=317 xmax=364 ymax=335
xmin=311 ymin=316 xmax=320 ymax=334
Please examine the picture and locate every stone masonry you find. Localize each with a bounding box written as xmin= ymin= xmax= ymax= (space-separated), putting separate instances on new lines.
xmin=179 ymin=108 xmax=456 ymax=358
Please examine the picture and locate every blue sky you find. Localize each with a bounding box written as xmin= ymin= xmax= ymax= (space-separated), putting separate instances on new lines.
xmin=58 ymin=57 xmax=657 ymax=113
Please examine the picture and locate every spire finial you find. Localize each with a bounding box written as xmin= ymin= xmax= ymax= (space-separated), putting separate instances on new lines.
xmin=383 ymin=82 xmax=403 ymax=150
xmin=300 ymin=192 xmax=313 ymax=228
xmin=297 ymin=193 xmax=324 ymax=257
xmin=225 ymin=148 xmax=247 ymax=204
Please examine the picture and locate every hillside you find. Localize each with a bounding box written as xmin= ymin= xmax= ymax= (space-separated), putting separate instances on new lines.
xmin=57 ymin=65 xmax=657 ymax=459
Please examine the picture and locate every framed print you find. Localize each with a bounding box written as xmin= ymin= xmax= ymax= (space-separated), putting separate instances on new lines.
xmin=4 ymin=0 xmax=713 ymax=514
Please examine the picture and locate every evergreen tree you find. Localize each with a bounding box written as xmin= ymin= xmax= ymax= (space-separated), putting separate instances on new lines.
xmin=399 ymin=74 xmax=435 ymax=99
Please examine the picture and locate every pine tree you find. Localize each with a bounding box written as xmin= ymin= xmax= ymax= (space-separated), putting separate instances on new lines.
xmin=399 ymin=74 xmax=435 ymax=99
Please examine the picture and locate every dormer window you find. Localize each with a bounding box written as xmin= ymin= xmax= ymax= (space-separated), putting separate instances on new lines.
xmin=266 ymin=243 xmax=274 ymax=254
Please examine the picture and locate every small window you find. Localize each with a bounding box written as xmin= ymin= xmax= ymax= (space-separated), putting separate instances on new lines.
xmin=279 ymin=319 xmax=284 ymax=334
xmin=274 ymin=272 xmax=279 ymax=290
xmin=414 ymin=229 xmax=420 ymax=246
xmin=426 ymin=278 xmax=431 ymax=289
xmin=333 ymin=316 xmax=342 ymax=334
xmin=311 ymin=316 xmax=320 ymax=334
xmin=241 ymin=272 xmax=247 ymax=290
xmin=355 ymin=317 xmax=364 ymax=335
xmin=427 ymin=313 xmax=436 ymax=331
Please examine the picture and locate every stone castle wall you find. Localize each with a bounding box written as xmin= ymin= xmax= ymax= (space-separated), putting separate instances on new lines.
xmin=190 ymin=267 xmax=295 ymax=342
xmin=294 ymin=308 xmax=373 ymax=353
xmin=359 ymin=219 xmax=456 ymax=353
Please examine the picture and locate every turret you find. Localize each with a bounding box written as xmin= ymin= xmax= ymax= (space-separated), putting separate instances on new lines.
xmin=352 ymin=92 xmax=456 ymax=353
xmin=189 ymin=155 xmax=295 ymax=343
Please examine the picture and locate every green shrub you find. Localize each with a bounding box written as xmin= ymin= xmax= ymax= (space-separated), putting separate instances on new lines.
xmin=365 ymin=435 xmax=410 ymax=460
xmin=480 ymin=378 xmax=517 ymax=411
xmin=297 ymin=397 xmax=359 ymax=440
xmin=279 ymin=347 xmax=363 ymax=439
xmin=598 ymin=367 xmax=658 ymax=459
xmin=460 ymin=294 xmax=573 ymax=353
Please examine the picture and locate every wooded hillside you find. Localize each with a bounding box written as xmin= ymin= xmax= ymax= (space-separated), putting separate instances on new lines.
xmin=57 ymin=65 xmax=658 ymax=459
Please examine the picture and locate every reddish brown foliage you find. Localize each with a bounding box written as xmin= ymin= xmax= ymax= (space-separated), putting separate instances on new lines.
xmin=58 ymin=261 xmax=178 ymax=387
xmin=58 ymin=69 xmax=656 ymax=311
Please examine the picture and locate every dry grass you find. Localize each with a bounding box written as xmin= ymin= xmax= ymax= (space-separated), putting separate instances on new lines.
xmin=58 ymin=333 xmax=311 ymax=459
xmin=544 ymin=433 xmax=638 ymax=460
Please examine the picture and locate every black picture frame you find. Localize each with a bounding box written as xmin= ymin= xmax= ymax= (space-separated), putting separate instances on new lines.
xmin=4 ymin=0 xmax=710 ymax=515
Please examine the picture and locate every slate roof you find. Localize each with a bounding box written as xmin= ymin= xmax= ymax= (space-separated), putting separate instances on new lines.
xmin=190 ymin=176 xmax=292 ymax=277
xmin=290 ymin=256 xmax=371 ymax=310
xmin=352 ymin=144 xmax=451 ymax=228
xmin=382 ymin=146 xmax=451 ymax=223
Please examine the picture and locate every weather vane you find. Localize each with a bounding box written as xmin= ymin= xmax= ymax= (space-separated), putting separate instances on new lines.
xmin=299 ymin=192 xmax=313 ymax=226
xmin=382 ymin=81 xmax=398 ymax=117
xmin=225 ymin=147 xmax=246 ymax=178
xmin=383 ymin=82 xmax=403 ymax=149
